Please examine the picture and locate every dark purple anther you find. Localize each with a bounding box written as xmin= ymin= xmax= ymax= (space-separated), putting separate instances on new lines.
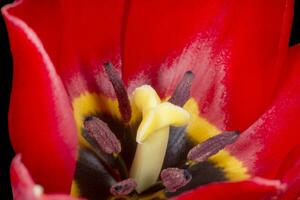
xmin=169 ymin=71 xmax=195 ymax=107
xmin=187 ymin=131 xmax=240 ymax=163
xmin=110 ymin=178 xmax=137 ymax=196
xmin=84 ymin=116 xmax=121 ymax=154
xmin=104 ymin=62 xmax=132 ymax=123
xmin=160 ymin=168 xmax=192 ymax=192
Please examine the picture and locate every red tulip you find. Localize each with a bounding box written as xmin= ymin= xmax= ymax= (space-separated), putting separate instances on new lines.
xmin=2 ymin=0 xmax=300 ymax=199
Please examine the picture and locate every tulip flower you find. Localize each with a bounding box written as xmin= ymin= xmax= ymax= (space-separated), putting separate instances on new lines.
xmin=2 ymin=0 xmax=300 ymax=199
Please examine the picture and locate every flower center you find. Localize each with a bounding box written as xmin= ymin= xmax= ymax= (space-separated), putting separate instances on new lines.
xmin=71 ymin=62 xmax=244 ymax=199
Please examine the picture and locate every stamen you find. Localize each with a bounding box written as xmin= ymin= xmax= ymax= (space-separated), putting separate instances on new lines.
xmin=163 ymin=71 xmax=194 ymax=168
xmin=82 ymin=127 xmax=128 ymax=180
xmin=104 ymin=62 xmax=131 ymax=123
xmin=169 ymin=71 xmax=195 ymax=107
xmin=187 ymin=131 xmax=240 ymax=163
xmin=160 ymin=168 xmax=192 ymax=192
xmin=84 ymin=116 xmax=121 ymax=154
xmin=110 ymin=178 xmax=137 ymax=196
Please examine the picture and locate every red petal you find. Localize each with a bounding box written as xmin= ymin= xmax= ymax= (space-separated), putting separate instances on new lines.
xmin=275 ymin=146 xmax=300 ymax=200
xmin=123 ymin=0 xmax=293 ymax=130
xmin=175 ymin=177 xmax=285 ymax=200
xmin=2 ymin=3 xmax=78 ymax=193
xmin=11 ymin=155 xmax=84 ymax=200
xmin=42 ymin=196 xmax=84 ymax=200
xmin=4 ymin=0 xmax=126 ymax=98
xmin=11 ymin=154 xmax=36 ymax=200
xmin=228 ymin=44 xmax=300 ymax=179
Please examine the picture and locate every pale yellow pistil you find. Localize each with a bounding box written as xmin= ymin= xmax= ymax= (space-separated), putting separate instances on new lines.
xmin=129 ymin=85 xmax=190 ymax=193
